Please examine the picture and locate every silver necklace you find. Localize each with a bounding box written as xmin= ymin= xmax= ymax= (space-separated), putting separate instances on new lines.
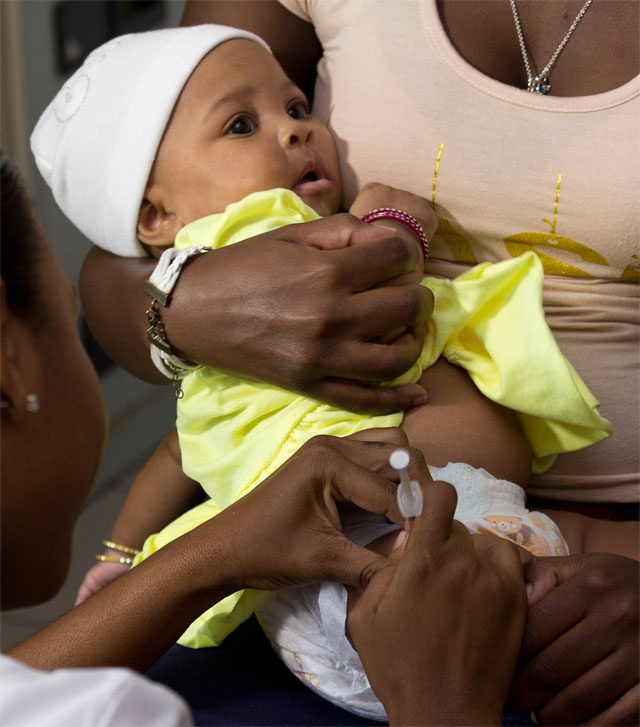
xmin=509 ymin=0 xmax=595 ymax=94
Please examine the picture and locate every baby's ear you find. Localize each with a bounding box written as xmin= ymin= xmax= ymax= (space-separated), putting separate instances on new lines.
xmin=137 ymin=196 xmax=181 ymax=247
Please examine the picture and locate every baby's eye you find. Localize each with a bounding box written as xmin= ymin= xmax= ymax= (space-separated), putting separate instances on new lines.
xmin=287 ymin=101 xmax=309 ymax=121
xmin=227 ymin=116 xmax=255 ymax=135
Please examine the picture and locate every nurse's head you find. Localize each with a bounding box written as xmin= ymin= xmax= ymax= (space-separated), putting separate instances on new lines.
xmin=0 ymin=154 xmax=106 ymax=608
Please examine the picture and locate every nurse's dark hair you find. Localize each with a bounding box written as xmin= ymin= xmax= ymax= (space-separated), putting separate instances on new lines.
xmin=1 ymin=151 xmax=43 ymax=327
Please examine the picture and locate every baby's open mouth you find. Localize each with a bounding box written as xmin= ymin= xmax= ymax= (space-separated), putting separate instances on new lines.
xmin=300 ymin=169 xmax=319 ymax=183
xmin=293 ymin=164 xmax=332 ymax=195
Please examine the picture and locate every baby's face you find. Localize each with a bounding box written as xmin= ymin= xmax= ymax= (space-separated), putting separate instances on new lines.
xmin=145 ymin=39 xmax=342 ymax=232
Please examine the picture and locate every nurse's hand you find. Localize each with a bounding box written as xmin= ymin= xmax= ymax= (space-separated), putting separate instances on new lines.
xmin=347 ymin=481 xmax=527 ymax=725
xmin=215 ymin=429 xmax=425 ymax=592
xmin=80 ymin=215 xmax=432 ymax=415
xmin=8 ymin=429 xmax=426 ymax=672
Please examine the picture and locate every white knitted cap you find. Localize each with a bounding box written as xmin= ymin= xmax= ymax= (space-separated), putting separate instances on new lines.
xmin=30 ymin=25 xmax=269 ymax=257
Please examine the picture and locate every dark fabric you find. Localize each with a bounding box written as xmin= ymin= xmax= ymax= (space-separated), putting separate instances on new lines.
xmin=525 ymin=497 xmax=639 ymax=521
xmin=147 ymin=616 xmax=378 ymax=726
xmin=147 ymin=616 xmax=536 ymax=726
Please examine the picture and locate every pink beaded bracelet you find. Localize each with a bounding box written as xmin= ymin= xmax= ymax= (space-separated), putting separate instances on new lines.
xmin=361 ymin=207 xmax=429 ymax=260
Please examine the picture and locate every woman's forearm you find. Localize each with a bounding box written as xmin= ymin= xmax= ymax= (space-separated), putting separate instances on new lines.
xmin=79 ymin=247 xmax=162 ymax=382
xmin=8 ymin=434 xmax=408 ymax=672
xmin=180 ymin=0 xmax=322 ymax=98
xmin=8 ymin=522 xmax=233 ymax=671
xmin=81 ymin=218 xmax=433 ymax=415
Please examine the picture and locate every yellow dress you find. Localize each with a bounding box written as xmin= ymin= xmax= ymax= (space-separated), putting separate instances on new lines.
xmin=135 ymin=188 xmax=611 ymax=647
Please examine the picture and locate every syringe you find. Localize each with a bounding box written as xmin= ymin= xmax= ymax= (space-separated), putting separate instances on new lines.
xmin=389 ymin=448 xmax=423 ymax=518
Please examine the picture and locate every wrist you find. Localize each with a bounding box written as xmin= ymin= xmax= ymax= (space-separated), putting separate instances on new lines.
xmin=380 ymin=679 xmax=503 ymax=726
xmin=362 ymin=208 xmax=429 ymax=262
xmin=97 ymin=538 xmax=141 ymax=565
xmin=145 ymin=246 xmax=211 ymax=395
xmin=368 ymin=218 xmax=415 ymax=242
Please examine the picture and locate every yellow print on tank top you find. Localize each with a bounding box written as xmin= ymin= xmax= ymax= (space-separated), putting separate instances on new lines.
xmin=431 ymin=143 xmax=477 ymax=264
xmin=430 ymin=146 xmax=631 ymax=277
xmin=622 ymin=254 xmax=639 ymax=280
xmin=505 ymin=173 xmax=609 ymax=277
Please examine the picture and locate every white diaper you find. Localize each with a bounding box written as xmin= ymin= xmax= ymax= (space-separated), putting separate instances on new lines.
xmin=257 ymin=463 xmax=569 ymax=721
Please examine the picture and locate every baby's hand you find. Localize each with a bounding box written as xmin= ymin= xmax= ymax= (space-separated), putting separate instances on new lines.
xmin=75 ymin=560 xmax=130 ymax=606
xmin=350 ymin=183 xmax=437 ymax=262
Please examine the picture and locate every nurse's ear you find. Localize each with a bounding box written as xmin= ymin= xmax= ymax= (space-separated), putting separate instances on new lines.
xmin=0 ymin=280 xmax=39 ymax=423
xmin=137 ymin=188 xmax=182 ymax=248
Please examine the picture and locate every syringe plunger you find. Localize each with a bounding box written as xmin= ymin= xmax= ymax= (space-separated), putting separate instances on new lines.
xmin=389 ymin=448 xmax=423 ymax=518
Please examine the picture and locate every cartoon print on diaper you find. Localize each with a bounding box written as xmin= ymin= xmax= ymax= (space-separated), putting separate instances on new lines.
xmin=476 ymin=514 xmax=566 ymax=556
xmin=291 ymin=652 xmax=321 ymax=689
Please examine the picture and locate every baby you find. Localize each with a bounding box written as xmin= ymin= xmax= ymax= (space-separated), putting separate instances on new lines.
xmin=32 ymin=25 xmax=624 ymax=721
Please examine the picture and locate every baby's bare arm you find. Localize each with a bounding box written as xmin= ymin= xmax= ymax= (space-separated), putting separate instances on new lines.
xmin=76 ymin=429 xmax=203 ymax=605
xmin=107 ymin=428 xmax=203 ymax=553
xmin=403 ymin=359 xmax=533 ymax=487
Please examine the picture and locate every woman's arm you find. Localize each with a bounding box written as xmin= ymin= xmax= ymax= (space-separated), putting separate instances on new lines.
xmin=80 ymin=217 xmax=433 ymax=414
xmin=180 ymin=0 xmax=321 ymax=98
xmin=512 ymin=553 xmax=639 ymax=725
xmin=79 ymin=248 xmax=161 ymax=382
xmin=348 ymin=481 xmax=527 ymax=725
xmin=8 ymin=433 xmax=411 ymax=671
xmin=541 ymin=509 xmax=639 ymax=559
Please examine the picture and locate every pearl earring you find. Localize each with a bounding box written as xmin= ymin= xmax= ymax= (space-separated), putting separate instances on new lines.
xmin=26 ymin=394 xmax=40 ymax=413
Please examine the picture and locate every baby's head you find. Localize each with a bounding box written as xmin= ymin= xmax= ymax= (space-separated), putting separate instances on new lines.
xmin=31 ymin=25 xmax=341 ymax=257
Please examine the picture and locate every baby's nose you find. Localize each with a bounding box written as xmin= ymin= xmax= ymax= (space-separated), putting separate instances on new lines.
xmin=281 ymin=119 xmax=314 ymax=147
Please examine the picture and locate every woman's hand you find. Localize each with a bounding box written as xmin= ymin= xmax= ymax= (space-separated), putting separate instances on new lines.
xmin=347 ymin=480 xmax=527 ymax=726
xmin=509 ymin=553 xmax=640 ymax=725
xmin=210 ymin=428 xmax=425 ymax=593
xmin=9 ymin=429 xmax=424 ymax=672
xmin=80 ymin=215 xmax=433 ymax=414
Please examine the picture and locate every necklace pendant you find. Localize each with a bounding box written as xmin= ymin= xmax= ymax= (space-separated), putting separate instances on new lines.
xmin=528 ymin=76 xmax=551 ymax=94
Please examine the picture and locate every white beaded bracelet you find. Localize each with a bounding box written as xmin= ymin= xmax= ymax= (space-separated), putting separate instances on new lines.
xmin=145 ymin=246 xmax=212 ymax=396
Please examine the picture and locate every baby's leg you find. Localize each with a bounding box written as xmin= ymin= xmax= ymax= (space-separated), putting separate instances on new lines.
xmin=402 ymin=358 xmax=533 ymax=487
xmin=257 ymin=509 xmax=398 ymax=722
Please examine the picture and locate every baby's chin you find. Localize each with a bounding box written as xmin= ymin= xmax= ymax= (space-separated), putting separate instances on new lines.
xmin=295 ymin=186 xmax=341 ymax=218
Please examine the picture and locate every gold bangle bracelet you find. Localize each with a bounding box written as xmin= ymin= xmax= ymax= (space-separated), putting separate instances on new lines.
xmin=96 ymin=554 xmax=133 ymax=565
xmin=102 ymin=539 xmax=140 ymax=556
